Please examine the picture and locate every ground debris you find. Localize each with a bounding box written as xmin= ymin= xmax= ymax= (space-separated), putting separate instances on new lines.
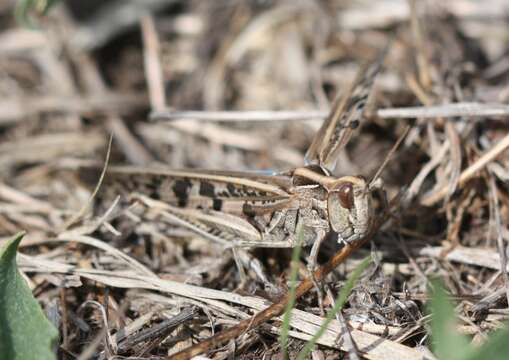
xmin=1 ymin=1 xmax=509 ymax=359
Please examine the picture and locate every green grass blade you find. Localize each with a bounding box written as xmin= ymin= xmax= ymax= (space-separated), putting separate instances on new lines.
xmin=279 ymin=225 xmax=305 ymax=359
xmin=465 ymin=322 xmax=509 ymax=360
xmin=296 ymin=256 xmax=372 ymax=360
xmin=428 ymin=279 xmax=472 ymax=360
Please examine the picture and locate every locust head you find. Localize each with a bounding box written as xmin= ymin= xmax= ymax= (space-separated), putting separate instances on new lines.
xmin=327 ymin=175 xmax=383 ymax=244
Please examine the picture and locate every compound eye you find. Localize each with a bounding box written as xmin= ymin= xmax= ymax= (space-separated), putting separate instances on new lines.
xmin=337 ymin=183 xmax=354 ymax=209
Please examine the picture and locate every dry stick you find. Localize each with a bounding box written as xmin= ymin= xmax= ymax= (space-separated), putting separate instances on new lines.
xmin=0 ymin=89 xmax=148 ymax=125
xmin=408 ymin=0 xmax=431 ymax=89
xmin=167 ymin=216 xmax=387 ymax=360
xmin=488 ymin=176 xmax=509 ymax=307
xmin=150 ymin=102 xmax=509 ymax=123
xmin=421 ymin=132 xmax=509 ymax=206
xmin=150 ymin=109 xmax=327 ymax=122
xmin=60 ymin=289 xmax=69 ymax=349
xmin=141 ymin=14 xmax=167 ymax=111
xmin=378 ymin=102 xmax=509 ymax=119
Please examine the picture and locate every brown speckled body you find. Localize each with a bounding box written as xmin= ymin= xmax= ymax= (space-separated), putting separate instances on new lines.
xmin=89 ymin=165 xmax=374 ymax=248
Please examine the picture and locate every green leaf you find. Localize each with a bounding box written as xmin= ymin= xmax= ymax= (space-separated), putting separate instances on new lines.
xmin=428 ymin=280 xmax=472 ymax=360
xmin=465 ymin=323 xmax=509 ymax=360
xmin=279 ymin=224 xmax=305 ymax=359
xmin=297 ymin=256 xmax=372 ymax=360
xmin=0 ymin=232 xmax=58 ymax=360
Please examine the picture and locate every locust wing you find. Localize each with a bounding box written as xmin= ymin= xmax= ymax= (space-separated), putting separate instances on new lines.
xmin=305 ymin=48 xmax=387 ymax=172
xmin=79 ymin=165 xmax=293 ymax=215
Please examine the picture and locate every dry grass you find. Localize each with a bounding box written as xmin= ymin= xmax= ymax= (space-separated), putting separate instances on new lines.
xmin=1 ymin=0 xmax=509 ymax=359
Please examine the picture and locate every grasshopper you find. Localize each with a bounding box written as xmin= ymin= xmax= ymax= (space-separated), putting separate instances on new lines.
xmin=83 ymin=49 xmax=387 ymax=271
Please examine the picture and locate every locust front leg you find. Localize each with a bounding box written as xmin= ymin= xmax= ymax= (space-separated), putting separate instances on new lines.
xmin=299 ymin=207 xmax=330 ymax=271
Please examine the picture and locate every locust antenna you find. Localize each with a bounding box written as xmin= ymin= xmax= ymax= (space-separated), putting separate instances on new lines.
xmin=369 ymin=125 xmax=410 ymax=189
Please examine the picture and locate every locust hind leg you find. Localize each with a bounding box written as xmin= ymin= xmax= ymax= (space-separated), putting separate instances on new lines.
xmin=298 ymin=207 xmax=330 ymax=272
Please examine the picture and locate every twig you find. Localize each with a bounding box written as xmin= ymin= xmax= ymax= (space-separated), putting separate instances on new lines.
xmin=150 ymin=102 xmax=509 ymax=124
xmin=141 ymin=15 xmax=166 ymax=111
xmin=77 ymin=300 xmax=117 ymax=358
xmin=0 ymin=93 xmax=148 ymax=125
xmin=409 ymin=0 xmax=431 ymax=89
xmin=488 ymin=176 xmax=509 ymax=307
xmin=421 ymin=132 xmax=509 ymax=206
xmin=150 ymin=109 xmax=327 ymax=122
xmin=117 ymin=308 xmax=196 ymax=352
xmin=378 ymin=102 xmax=509 ymax=118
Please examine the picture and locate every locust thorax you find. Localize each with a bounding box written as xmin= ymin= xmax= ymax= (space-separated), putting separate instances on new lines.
xmin=292 ymin=164 xmax=329 ymax=186
xmin=327 ymin=176 xmax=372 ymax=243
